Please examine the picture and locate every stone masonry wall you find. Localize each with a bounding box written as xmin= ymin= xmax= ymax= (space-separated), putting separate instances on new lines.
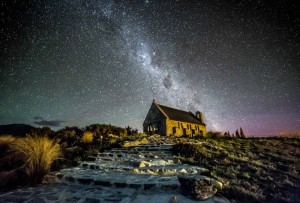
xmin=166 ymin=118 xmax=206 ymax=137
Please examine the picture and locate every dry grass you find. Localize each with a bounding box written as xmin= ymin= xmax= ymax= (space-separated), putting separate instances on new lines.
xmin=11 ymin=136 xmax=61 ymax=185
xmin=0 ymin=135 xmax=16 ymax=146
xmin=0 ymin=135 xmax=17 ymax=163
xmin=173 ymin=137 xmax=300 ymax=203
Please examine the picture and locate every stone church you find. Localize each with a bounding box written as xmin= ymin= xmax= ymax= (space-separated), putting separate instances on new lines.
xmin=143 ymin=100 xmax=206 ymax=136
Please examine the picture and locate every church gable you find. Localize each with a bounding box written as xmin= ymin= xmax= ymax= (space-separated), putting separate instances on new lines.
xmin=143 ymin=102 xmax=167 ymax=135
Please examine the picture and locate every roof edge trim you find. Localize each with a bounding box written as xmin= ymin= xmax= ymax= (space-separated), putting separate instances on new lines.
xmin=153 ymin=101 xmax=169 ymax=118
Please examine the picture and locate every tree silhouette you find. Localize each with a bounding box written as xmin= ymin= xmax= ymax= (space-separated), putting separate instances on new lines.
xmin=240 ymin=127 xmax=245 ymax=138
xmin=236 ymin=129 xmax=240 ymax=138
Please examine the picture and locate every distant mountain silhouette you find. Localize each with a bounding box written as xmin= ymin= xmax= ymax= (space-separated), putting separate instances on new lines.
xmin=0 ymin=124 xmax=36 ymax=137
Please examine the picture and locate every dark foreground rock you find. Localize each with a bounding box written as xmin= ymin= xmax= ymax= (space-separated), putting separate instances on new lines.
xmin=178 ymin=175 xmax=218 ymax=200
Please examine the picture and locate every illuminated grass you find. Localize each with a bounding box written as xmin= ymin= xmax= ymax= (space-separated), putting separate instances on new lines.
xmin=12 ymin=136 xmax=61 ymax=185
xmin=173 ymin=137 xmax=300 ymax=203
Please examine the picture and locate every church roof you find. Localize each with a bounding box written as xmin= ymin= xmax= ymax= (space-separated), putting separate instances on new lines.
xmin=154 ymin=102 xmax=205 ymax=125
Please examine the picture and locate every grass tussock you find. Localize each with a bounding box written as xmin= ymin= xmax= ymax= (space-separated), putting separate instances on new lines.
xmin=0 ymin=135 xmax=15 ymax=150
xmin=0 ymin=135 xmax=16 ymax=143
xmin=11 ymin=136 xmax=61 ymax=185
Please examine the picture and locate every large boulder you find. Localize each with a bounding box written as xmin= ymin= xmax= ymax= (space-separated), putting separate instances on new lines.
xmin=177 ymin=175 xmax=218 ymax=200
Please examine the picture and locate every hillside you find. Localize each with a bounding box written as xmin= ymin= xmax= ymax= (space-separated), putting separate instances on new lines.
xmin=0 ymin=124 xmax=35 ymax=137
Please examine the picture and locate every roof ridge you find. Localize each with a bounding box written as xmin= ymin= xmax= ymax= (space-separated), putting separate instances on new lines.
xmin=152 ymin=101 xmax=205 ymax=125
xmin=153 ymin=102 xmax=169 ymax=118
xmin=156 ymin=103 xmax=191 ymax=114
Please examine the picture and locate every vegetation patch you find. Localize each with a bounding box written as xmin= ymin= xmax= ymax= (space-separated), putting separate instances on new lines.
xmin=173 ymin=136 xmax=300 ymax=203
xmin=0 ymin=124 xmax=142 ymax=191
xmin=12 ymin=136 xmax=61 ymax=186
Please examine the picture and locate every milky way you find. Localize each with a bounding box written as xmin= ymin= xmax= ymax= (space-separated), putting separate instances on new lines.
xmin=1 ymin=0 xmax=299 ymax=135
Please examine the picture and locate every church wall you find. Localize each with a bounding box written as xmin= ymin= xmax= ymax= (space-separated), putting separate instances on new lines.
xmin=143 ymin=103 xmax=167 ymax=135
xmin=166 ymin=119 xmax=206 ymax=137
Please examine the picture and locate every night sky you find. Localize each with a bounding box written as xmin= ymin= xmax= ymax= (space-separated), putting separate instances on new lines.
xmin=1 ymin=0 xmax=299 ymax=136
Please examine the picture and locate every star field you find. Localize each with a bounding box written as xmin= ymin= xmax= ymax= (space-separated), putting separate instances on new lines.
xmin=1 ymin=0 xmax=299 ymax=136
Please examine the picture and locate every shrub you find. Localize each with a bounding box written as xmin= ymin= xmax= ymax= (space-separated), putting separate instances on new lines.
xmin=11 ymin=136 xmax=61 ymax=186
xmin=82 ymin=131 xmax=93 ymax=143
xmin=279 ymin=131 xmax=300 ymax=138
xmin=138 ymin=133 xmax=147 ymax=137
xmin=206 ymin=131 xmax=223 ymax=139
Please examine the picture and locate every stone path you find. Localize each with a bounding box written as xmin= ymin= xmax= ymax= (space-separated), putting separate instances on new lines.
xmin=0 ymin=144 xmax=230 ymax=203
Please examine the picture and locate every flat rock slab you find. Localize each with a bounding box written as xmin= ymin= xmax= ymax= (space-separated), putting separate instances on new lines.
xmin=0 ymin=183 xmax=230 ymax=203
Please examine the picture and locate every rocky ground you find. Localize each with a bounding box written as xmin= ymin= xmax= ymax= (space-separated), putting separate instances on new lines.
xmin=0 ymin=136 xmax=228 ymax=203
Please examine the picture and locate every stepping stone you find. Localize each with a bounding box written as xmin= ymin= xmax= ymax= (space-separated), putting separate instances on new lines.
xmin=46 ymin=195 xmax=59 ymax=201
xmin=94 ymin=180 xmax=113 ymax=187
xmin=12 ymin=191 xmax=32 ymax=196
xmin=104 ymin=197 xmax=122 ymax=202
xmin=27 ymin=197 xmax=46 ymax=203
xmin=78 ymin=177 xmax=93 ymax=184
xmin=84 ymin=197 xmax=101 ymax=203
xmin=65 ymin=176 xmax=75 ymax=182
xmin=65 ymin=197 xmax=81 ymax=202
xmin=129 ymin=183 xmax=142 ymax=189
xmin=82 ymin=163 xmax=89 ymax=168
xmin=114 ymin=182 xmax=127 ymax=188
xmin=144 ymin=183 xmax=156 ymax=190
xmin=161 ymin=183 xmax=179 ymax=190
xmin=0 ymin=195 xmax=28 ymax=203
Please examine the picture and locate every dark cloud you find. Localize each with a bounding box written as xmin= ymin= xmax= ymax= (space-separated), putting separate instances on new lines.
xmin=163 ymin=74 xmax=172 ymax=89
xmin=34 ymin=117 xmax=65 ymax=127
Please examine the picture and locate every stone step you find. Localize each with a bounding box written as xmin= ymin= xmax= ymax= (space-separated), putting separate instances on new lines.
xmin=103 ymin=150 xmax=173 ymax=156
xmin=96 ymin=152 xmax=174 ymax=161
xmin=78 ymin=161 xmax=208 ymax=175
xmin=109 ymin=145 xmax=173 ymax=153
xmin=55 ymin=172 xmax=180 ymax=191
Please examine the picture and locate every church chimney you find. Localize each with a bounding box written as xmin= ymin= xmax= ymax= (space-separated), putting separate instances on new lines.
xmin=195 ymin=111 xmax=204 ymax=123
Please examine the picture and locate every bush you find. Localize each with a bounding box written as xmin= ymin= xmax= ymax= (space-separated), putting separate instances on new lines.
xmin=82 ymin=131 xmax=93 ymax=143
xmin=11 ymin=136 xmax=61 ymax=186
xmin=173 ymin=143 xmax=208 ymax=163
xmin=279 ymin=131 xmax=300 ymax=138
xmin=206 ymin=131 xmax=223 ymax=139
